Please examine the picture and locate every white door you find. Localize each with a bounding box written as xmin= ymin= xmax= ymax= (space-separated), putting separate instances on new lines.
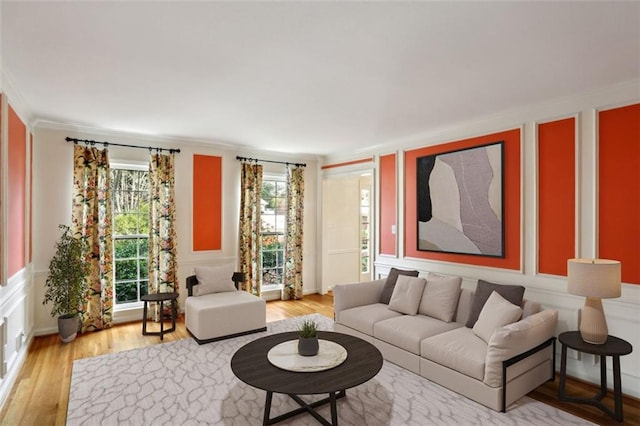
xmin=321 ymin=173 xmax=373 ymax=294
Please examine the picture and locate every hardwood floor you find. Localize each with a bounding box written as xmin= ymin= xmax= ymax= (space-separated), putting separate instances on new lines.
xmin=0 ymin=294 xmax=637 ymax=425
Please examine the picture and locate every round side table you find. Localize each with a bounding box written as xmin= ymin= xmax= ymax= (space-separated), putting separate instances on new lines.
xmin=558 ymin=331 xmax=632 ymax=422
xmin=141 ymin=292 xmax=179 ymax=340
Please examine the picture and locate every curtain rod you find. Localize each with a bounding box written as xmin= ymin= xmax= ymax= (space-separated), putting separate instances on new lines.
xmin=236 ymin=155 xmax=306 ymax=168
xmin=65 ymin=137 xmax=181 ymax=154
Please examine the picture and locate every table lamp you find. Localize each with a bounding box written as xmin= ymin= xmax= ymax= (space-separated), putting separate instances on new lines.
xmin=567 ymin=258 xmax=621 ymax=344
xmin=232 ymin=272 xmax=246 ymax=290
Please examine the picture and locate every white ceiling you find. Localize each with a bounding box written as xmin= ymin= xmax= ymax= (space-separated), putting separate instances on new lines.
xmin=2 ymin=1 xmax=639 ymax=156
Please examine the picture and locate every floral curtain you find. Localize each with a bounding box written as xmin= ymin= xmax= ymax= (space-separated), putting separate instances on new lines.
xmin=72 ymin=145 xmax=113 ymax=332
xmin=148 ymin=154 xmax=178 ymax=319
xmin=239 ymin=162 xmax=263 ymax=296
xmin=282 ymin=167 xmax=305 ymax=300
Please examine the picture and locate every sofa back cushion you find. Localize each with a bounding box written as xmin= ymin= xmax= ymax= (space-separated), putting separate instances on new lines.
xmin=472 ymin=291 xmax=523 ymax=343
xmin=380 ymin=267 xmax=420 ymax=304
xmin=418 ymin=272 xmax=462 ymax=323
xmin=388 ymin=275 xmax=427 ymax=315
xmin=465 ymin=280 xmax=525 ymax=328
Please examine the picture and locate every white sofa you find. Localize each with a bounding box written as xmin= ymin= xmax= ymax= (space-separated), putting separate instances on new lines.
xmin=333 ymin=273 xmax=558 ymax=412
xmin=185 ymin=266 xmax=266 ymax=344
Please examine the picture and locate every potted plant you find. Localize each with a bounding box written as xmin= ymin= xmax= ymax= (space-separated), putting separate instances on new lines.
xmin=43 ymin=224 xmax=89 ymax=342
xmin=297 ymin=319 xmax=319 ymax=356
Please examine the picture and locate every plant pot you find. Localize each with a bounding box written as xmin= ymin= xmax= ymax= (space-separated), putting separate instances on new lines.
xmin=298 ymin=336 xmax=319 ymax=356
xmin=58 ymin=314 xmax=80 ymax=343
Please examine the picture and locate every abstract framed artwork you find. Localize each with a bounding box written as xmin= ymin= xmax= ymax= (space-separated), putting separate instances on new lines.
xmin=416 ymin=141 xmax=504 ymax=257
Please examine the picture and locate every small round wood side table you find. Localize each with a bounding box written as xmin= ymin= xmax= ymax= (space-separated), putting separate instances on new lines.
xmin=558 ymin=331 xmax=632 ymax=422
xmin=141 ymin=292 xmax=179 ymax=340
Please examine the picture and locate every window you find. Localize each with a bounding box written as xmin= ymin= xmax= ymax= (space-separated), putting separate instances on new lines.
xmin=360 ymin=187 xmax=370 ymax=274
xmin=111 ymin=167 xmax=150 ymax=305
xmin=261 ymin=176 xmax=286 ymax=287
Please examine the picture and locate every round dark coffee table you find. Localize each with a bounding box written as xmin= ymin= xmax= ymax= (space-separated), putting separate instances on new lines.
xmin=231 ymin=331 xmax=383 ymax=426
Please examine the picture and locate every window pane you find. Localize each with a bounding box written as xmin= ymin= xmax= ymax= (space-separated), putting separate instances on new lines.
xmin=139 ymin=239 xmax=149 ymax=257
xmin=115 ymin=281 xmax=138 ymax=304
xmin=114 ymin=212 xmax=138 ymax=235
xmin=114 ymin=239 xmax=137 ymax=259
xmin=115 ymin=259 xmax=138 ymax=281
xmin=140 ymin=280 xmax=149 ymax=297
xmin=140 ymin=259 xmax=148 ymax=279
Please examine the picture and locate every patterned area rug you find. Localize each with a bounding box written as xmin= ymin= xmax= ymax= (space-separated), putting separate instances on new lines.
xmin=68 ymin=314 xmax=592 ymax=425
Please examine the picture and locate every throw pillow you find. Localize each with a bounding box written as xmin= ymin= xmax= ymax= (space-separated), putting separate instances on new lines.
xmin=388 ymin=275 xmax=427 ymax=315
xmin=418 ymin=272 xmax=462 ymax=322
xmin=472 ymin=291 xmax=523 ymax=343
xmin=380 ymin=267 xmax=420 ymax=304
xmin=193 ymin=263 xmax=237 ymax=296
xmin=465 ymin=279 xmax=525 ymax=328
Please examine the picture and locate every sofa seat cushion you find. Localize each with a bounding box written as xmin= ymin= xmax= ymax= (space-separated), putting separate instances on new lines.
xmin=374 ymin=315 xmax=463 ymax=355
xmin=337 ymin=303 xmax=403 ymax=335
xmin=420 ymin=327 xmax=487 ymax=381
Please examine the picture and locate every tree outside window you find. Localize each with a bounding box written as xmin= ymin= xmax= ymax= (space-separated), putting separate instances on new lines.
xmin=261 ymin=178 xmax=286 ymax=286
xmin=111 ymin=168 xmax=150 ymax=304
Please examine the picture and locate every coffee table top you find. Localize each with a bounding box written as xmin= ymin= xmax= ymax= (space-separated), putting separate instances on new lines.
xmin=231 ymin=331 xmax=383 ymax=395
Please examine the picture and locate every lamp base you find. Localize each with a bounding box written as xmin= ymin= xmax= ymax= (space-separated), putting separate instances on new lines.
xmin=579 ymin=297 xmax=609 ymax=344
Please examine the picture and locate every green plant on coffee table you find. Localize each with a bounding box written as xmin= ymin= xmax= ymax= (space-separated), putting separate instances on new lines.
xmin=298 ymin=319 xmax=318 ymax=338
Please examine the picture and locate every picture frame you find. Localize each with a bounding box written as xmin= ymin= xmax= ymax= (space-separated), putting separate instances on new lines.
xmin=416 ymin=141 xmax=504 ymax=257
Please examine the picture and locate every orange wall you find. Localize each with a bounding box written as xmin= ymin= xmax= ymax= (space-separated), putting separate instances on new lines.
xmin=8 ymin=105 xmax=27 ymax=277
xmin=0 ymin=94 xmax=2 ymax=276
xmin=192 ymin=154 xmax=222 ymax=251
xmin=538 ymin=118 xmax=575 ymax=276
xmin=379 ymin=153 xmax=396 ymax=256
xmin=404 ymin=129 xmax=521 ymax=270
xmin=598 ymin=103 xmax=640 ymax=284
xmin=29 ymin=133 xmax=34 ymax=263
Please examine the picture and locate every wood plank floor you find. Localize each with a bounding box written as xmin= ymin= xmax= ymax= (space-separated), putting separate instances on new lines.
xmin=0 ymin=294 xmax=637 ymax=425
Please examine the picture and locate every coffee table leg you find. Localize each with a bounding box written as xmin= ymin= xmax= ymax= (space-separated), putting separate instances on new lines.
xmin=263 ymin=391 xmax=273 ymax=426
xmin=330 ymin=391 xmax=338 ymax=425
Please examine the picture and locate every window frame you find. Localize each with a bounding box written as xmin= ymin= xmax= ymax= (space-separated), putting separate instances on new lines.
xmin=110 ymin=161 xmax=150 ymax=310
xmin=260 ymin=173 xmax=287 ymax=290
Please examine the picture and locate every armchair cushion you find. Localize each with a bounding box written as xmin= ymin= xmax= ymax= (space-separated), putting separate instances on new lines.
xmin=193 ymin=264 xmax=236 ymax=296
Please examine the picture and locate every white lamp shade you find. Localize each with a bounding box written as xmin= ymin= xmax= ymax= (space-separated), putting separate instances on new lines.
xmin=567 ymin=258 xmax=621 ymax=298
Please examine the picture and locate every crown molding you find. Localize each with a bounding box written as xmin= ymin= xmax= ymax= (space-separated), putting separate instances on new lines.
xmin=34 ymin=118 xmax=321 ymax=163
xmin=0 ymin=66 xmax=35 ymax=127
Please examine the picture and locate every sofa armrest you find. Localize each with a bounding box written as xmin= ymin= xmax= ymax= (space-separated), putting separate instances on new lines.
xmin=483 ymin=309 xmax=558 ymax=388
xmin=333 ymin=279 xmax=386 ymax=320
